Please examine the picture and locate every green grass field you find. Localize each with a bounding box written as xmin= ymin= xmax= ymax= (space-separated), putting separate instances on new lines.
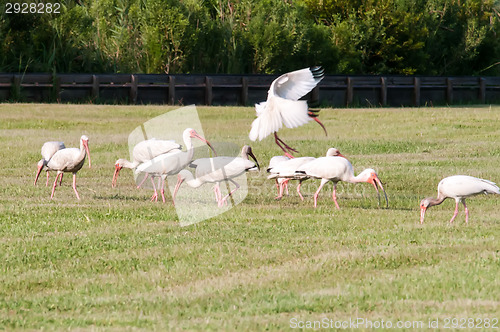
xmin=0 ymin=104 xmax=499 ymax=331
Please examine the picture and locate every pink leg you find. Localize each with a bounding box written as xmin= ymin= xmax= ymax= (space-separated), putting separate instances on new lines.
xmin=211 ymin=183 xmax=222 ymax=204
xmin=59 ymin=173 xmax=63 ymax=186
xmin=449 ymin=200 xmax=460 ymax=223
xmin=275 ymin=179 xmax=280 ymax=196
xmin=275 ymin=180 xmax=284 ymax=200
xmin=160 ymin=177 xmax=166 ymax=203
xmin=218 ymin=184 xmax=223 ymax=203
xmin=213 ymin=185 xmax=219 ymax=203
xmin=169 ymin=176 xmax=177 ymax=206
xmin=274 ymin=132 xmax=298 ymax=157
xmin=158 ymin=176 xmax=165 ymax=203
xmin=220 ymin=179 xmax=240 ymax=207
xmin=72 ymin=173 xmax=80 ymax=200
xmin=332 ymin=183 xmax=340 ymax=210
xmin=137 ymin=173 xmax=149 ymax=189
xmin=150 ymin=177 xmax=158 ymax=202
xmin=313 ymin=179 xmax=328 ymax=208
xmin=462 ymin=200 xmax=469 ymax=223
xmin=297 ymin=180 xmax=304 ymax=201
xmin=284 ymin=179 xmax=289 ymax=196
xmin=50 ymin=173 xmax=62 ymax=199
xmin=46 ymin=171 xmax=50 ymax=186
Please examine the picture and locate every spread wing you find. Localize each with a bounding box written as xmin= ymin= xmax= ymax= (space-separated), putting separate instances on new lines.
xmin=249 ymin=66 xmax=324 ymax=142
xmin=271 ymin=66 xmax=324 ymax=100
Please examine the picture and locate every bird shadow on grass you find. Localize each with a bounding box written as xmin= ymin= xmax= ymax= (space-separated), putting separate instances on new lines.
xmin=353 ymin=205 xmax=413 ymax=211
xmin=92 ymin=194 xmax=148 ymax=201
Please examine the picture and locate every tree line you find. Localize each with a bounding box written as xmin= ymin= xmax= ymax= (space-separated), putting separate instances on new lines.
xmin=1 ymin=0 xmax=499 ymax=75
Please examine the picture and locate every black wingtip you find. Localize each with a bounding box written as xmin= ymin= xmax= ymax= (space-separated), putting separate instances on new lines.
xmin=307 ymin=109 xmax=321 ymax=118
xmin=310 ymin=66 xmax=325 ymax=79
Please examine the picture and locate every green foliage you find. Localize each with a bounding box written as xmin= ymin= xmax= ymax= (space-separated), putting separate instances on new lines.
xmin=0 ymin=0 xmax=498 ymax=74
xmin=424 ymin=0 xmax=500 ymax=75
xmin=140 ymin=0 xmax=193 ymax=73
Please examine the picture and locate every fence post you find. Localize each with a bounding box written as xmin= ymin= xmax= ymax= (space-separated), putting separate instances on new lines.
xmin=446 ymin=78 xmax=453 ymax=104
xmin=346 ymin=77 xmax=353 ymax=106
xmin=54 ymin=75 xmax=61 ymax=103
xmin=205 ymin=76 xmax=213 ymax=106
xmin=13 ymin=75 xmax=21 ymax=101
xmin=240 ymin=77 xmax=248 ymax=106
xmin=413 ymin=77 xmax=421 ymax=107
xmin=130 ymin=74 xmax=138 ymax=104
xmin=478 ymin=77 xmax=486 ymax=104
xmin=169 ymin=76 xmax=175 ymax=105
xmin=92 ymin=75 xmax=99 ymax=101
xmin=380 ymin=77 xmax=387 ymax=106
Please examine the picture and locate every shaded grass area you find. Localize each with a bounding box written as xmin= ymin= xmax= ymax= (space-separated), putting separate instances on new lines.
xmin=0 ymin=104 xmax=499 ymax=330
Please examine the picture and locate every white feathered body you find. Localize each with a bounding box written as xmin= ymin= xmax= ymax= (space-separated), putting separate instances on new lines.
xmin=132 ymin=138 xmax=180 ymax=164
xmin=135 ymin=149 xmax=186 ymax=177
xmin=298 ymin=156 xmax=354 ymax=183
xmin=41 ymin=141 xmax=66 ymax=161
xmin=267 ymin=155 xmax=290 ymax=171
xmin=47 ymin=148 xmax=86 ymax=173
xmin=249 ymin=67 xmax=324 ymax=142
xmin=437 ymin=175 xmax=500 ymax=200
xmin=268 ymin=157 xmax=316 ymax=180
xmin=189 ymin=156 xmax=258 ymax=187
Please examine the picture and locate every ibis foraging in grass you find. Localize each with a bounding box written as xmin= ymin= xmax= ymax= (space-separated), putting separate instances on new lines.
xmin=134 ymin=128 xmax=216 ymax=203
xmin=297 ymin=155 xmax=388 ymax=209
xmin=173 ymin=145 xmax=260 ymax=207
xmin=113 ymin=138 xmax=181 ymax=188
xmin=249 ymin=66 xmax=327 ymax=157
xmin=420 ymin=175 xmax=500 ymax=224
xmin=267 ymin=155 xmax=291 ymax=197
xmin=267 ymin=148 xmax=346 ymax=200
xmin=46 ymin=135 xmax=91 ymax=200
xmin=34 ymin=140 xmax=66 ymax=186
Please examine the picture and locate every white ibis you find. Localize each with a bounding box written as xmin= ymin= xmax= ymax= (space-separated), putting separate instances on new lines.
xmin=267 ymin=155 xmax=290 ymax=196
xmin=45 ymin=135 xmax=91 ymax=200
xmin=34 ymin=141 xmax=65 ymax=186
xmin=267 ymin=148 xmax=345 ymax=200
xmin=249 ymin=66 xmax=327 ymax=157
xmin=297 ymin=156 xmax=388 ymax=209
xmin=420 ymin=175 xmax=500 ymax=224
xmin=112 ymin=138 xmax=181 ymax=187
xmin=134 ymin=128 xmax=216 ymax=203
xmin=268 ymin=157 xmax=315 ymax=200
xmin=173 ymin=145 xmax=260 ymax=207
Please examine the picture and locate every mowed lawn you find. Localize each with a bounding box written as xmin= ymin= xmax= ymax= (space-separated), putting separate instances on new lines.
xmin=0 ymin=104 xmax=499 ymax=331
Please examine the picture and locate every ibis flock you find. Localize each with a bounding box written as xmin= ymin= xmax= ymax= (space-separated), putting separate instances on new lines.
xmin=34 ymin=66 xmax=499 ymax=224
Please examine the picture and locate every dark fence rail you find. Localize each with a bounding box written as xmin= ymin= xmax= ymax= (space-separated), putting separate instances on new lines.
xmin=1 ymin=73 xmax=499 ymax=107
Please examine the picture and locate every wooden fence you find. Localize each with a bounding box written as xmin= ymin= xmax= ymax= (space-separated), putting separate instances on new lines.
xmin=1 ymin=73 xmax=499 ymax=107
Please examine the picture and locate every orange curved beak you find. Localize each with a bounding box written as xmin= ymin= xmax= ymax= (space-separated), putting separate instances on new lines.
xmin=313 ymin=117 xmax=328 ymax=137
xmin=83 ymin=140 xmax=91 ymax=168
xmin=191 ymin=131 xmax=218 ymax=156
xmin=112 ymin=164 xmax=121 ymax=188
xmin=367 ymin=174 xmax=389 ymax=208
xmin=172 ymin=173 xmax=185 ymax=205
xmin=34 ymin=162 xmax=44 ymax=186
xmin=420 ymin=206 xmax=427 ymax=224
